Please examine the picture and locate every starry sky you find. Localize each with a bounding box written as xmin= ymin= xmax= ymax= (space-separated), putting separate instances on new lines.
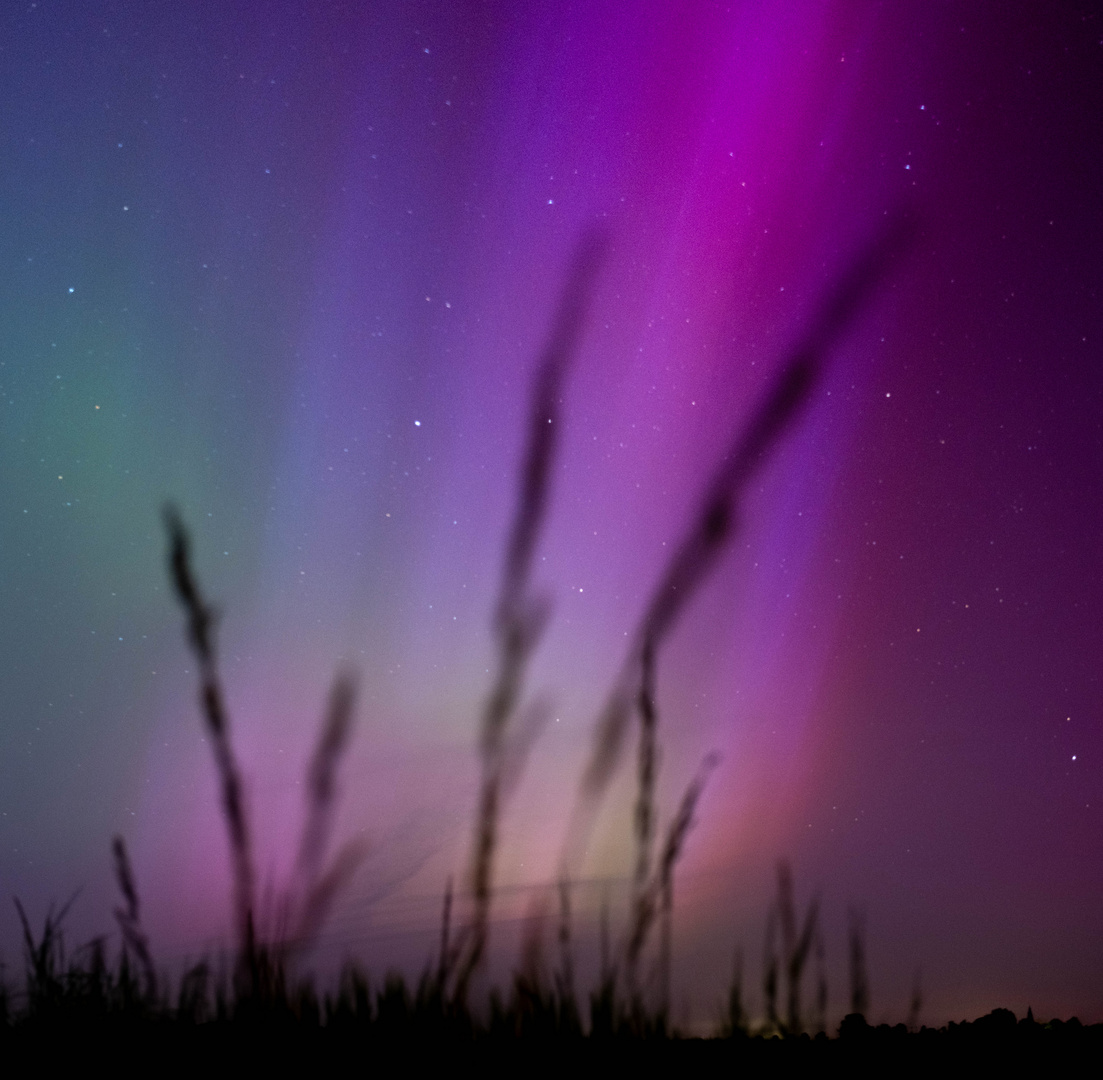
xmin=1 ymin=0 xmax=1101 ymax=1028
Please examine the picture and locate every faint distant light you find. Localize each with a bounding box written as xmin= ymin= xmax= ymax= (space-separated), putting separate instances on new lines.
xmin=1073 ymin=755 xmax=1078 ymax=761
xmin=68 ymin=287 xmax=74 ymax=293
xmin=414 ymin=420 xmax=421 ymax=427
xmin=547 ymin=199 xmax=554 ymax=205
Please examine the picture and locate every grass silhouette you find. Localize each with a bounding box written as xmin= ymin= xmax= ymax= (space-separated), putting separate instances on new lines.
xmin=163 ymin=504 xmax=258 ymax=977
xmin=10 ymin=220 xmax=1094 ymax=1064
xmin=762 ymin=861 xmax=824 ymax=1036
xmin=453 ymin=229 xmax=607 ymax=1001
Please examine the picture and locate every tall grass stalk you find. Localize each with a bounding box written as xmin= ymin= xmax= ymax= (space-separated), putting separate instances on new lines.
xmin=163 ymin=506 xmax=257 ymax=974
xmin=111 ymin=835 xmax=156 ymax=997
xmin=454 ymin=230 xmax=606 ymax=996
xmin=15 ymin=897 xmax=73 ymax=1017
xmin=555 ymin=876 xmax=576 ymax=1014
xmin=561 ymin=218 xmax=912 ymax=882
xmin=624 ymin=753 xmax=720 ymax=992
xmin=724 ymin=947 xmax=746 ymax=1036
xmin=848 ymin=907 xmax=869 ymax=1017
xmin=284 ymin=671 xmax=367 ymax=957
xmin=631 ymin=639 xmax=659 ymax=970
xmin=163 ymin=507 xmax=364 ymax=988
xmin=765 ymin=860 xmax=821 ymax=1035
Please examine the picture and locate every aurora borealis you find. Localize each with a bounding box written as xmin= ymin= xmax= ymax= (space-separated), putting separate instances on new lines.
xmin=1 ymin=1 xmax=1101 ymax=1027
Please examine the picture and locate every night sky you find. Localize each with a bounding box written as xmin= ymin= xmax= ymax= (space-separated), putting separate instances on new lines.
xmin=2 ymin=0 xmax=1102 ymax=1028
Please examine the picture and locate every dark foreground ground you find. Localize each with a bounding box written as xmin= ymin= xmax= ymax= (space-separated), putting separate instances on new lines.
xmin=3 ymin=1010 xmax=1100 ymax=1077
